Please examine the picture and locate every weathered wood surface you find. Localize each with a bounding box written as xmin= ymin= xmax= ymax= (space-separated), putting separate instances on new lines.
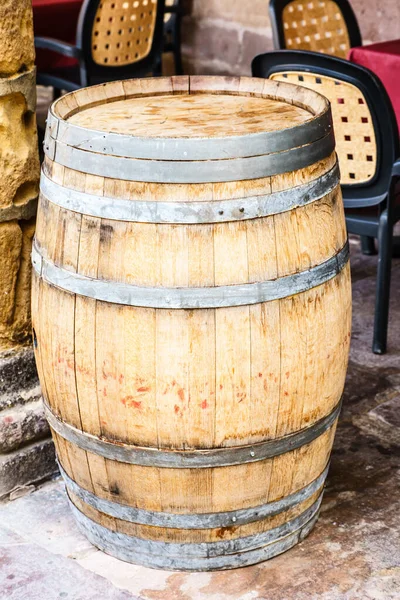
xmin=33 ymin=76 xmax=351 ymax=570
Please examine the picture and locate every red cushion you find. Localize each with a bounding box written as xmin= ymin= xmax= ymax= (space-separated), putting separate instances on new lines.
xmin=32 ymin=0 xmax=83 ymax=71
xmin=348 ymin=40 xmax=400 ymax=133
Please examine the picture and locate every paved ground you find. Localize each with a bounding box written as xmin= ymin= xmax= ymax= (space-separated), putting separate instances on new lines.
xmin=1 ymin=236 xmax=400 ymax=600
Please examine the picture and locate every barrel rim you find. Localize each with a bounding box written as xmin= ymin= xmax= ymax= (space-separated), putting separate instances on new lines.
xmin=46 ymin=75 xmax=332 ymax=165
xmin=44 ymin=130 xmax=335 ymax=184
xmin=45 ymin=108 xmax=332 ymax=162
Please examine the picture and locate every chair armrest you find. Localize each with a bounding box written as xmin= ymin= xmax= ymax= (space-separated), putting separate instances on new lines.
xmin=392 ymin=159 xmax=400 ymax=178
xmin=34 ymin=36 xmax=81 ymax=59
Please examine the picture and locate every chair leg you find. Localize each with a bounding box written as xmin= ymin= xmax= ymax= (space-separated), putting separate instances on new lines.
xmin=153 ymin=58 xmax=162 ymax=76
xmin=361 ymin=235 xmax=377 ymax=255
xmin=173 ymin=14 xmax=183 ymax=75
xmin=373 ymin=210 xmax=393 ymax=354
xmin=174 ymin=46 xmax=183 ymax=75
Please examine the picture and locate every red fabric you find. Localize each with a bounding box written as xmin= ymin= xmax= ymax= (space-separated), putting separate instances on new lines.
xmin=348 ymin=40 xmax=400 ymax=131
xmin=32 ymin=0 xmax=83 ymax=71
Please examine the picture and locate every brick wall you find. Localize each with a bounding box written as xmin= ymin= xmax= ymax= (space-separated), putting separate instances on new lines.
xmin=181 ymin=0 xmax=400 ymax=75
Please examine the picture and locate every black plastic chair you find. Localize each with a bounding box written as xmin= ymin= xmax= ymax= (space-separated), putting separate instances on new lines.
xmin=252 ymin=50 xmax=400 ymax=354
xmin=35 ymin=0 xmax=166 ymax=92
xmin=269 ymin=0 xmax=361 ymax=59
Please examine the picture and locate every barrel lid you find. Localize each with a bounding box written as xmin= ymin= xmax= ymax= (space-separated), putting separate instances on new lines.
xmin=68 ymin=90 xmax=312 ymax=138
xmin=44 ymin=76 xmax=334 ymax=183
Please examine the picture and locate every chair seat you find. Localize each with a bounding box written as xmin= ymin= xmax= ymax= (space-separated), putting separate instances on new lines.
xmin=345 ymin=181 xmax=400 ymax=238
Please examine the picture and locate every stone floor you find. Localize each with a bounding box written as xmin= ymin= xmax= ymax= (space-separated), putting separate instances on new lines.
xmin=1 ymin=236 xmax=400 ymax=600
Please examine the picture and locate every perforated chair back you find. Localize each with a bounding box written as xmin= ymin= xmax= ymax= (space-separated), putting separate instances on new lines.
xmin=77 ymin=0 xmax=165 ymax=84
xmin=252 ymin=51 xmax=399 ymax=208
xmin=271 ymin=71 xmax=376 ymax=185
xmin=269 ymin=0 xmax=361 ymax=59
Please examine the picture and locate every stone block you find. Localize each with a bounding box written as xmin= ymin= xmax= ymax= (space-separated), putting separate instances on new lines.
xmin=239 ymin=29 xmax=274 ymax=75
xmin=0 ymin=70 xmax=40 ymax=214
xmin=353 ymin=394 xmax=400 ymax=447
xmin=0 ymin=71 xmax=38 ymax=349
xmin=183 ymin=56 xmax=238 ymax=76
xmin=0 ymin=347 xmax=40 ymax=410
xmin=0 ymin=218 xmax=36 ymax=348
xmin=0 ymin=0 xmax=35 ymax=76
xmin=0 ymin=399 xmax=49 ymax=453
xmin=351 ymin=0 xmax=400 ymax=46
xmin=0 ymin=438 xmax=58 ymax=500
xmin=189 ymin=0 xmax=271 ymax=30
xmin=369 ymin=396 xmax=400 ymax=430
xmin=182 ymin=17 xmax=240 ymax=65
xmin=0 ymin=222 xmax=22 ymax=331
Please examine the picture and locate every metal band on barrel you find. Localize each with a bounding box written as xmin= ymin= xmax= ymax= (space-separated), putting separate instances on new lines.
xmin=44 ymin=400 xmax=341 ymax=468
xmin=60 ymin=461 xmax=328 ymax=529
xmin=31 ymin=241 xmax=349 ymax=310
xmin=68 ymin=495 xmax=322 ymax=570
xmin=40 ymin=163 xmax=340 ymax=224
xmin=44 ymin=132 xmax=335 ymax=183
xmin=46 ymin=106 xmax=332 ymax=161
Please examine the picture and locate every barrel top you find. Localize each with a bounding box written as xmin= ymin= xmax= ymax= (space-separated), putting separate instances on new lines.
xmin=45 ymin=76 xmax=333 ymax=182
xmin=68 ymin=92 xmax=312 ymax=138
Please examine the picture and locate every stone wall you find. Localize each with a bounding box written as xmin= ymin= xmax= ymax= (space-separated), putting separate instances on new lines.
xmin=0 ymin=0 xmax=57 ymax=500
xmin=181 ymin=0 xmax=400 ymax=75
xmin=0 ymin=1 xmax=39 ymax=350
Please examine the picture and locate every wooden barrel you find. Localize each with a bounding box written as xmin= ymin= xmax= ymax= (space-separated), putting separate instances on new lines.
xmin=32 ymin=76 xmax=351 ymax=571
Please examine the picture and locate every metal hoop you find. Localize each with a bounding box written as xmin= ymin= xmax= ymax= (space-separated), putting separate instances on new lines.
xmin=44 ymin=400 xmax=341 ymax=468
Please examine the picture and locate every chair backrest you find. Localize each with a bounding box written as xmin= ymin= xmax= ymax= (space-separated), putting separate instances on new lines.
xmin=269 ymin=0 xmax=361 ymax=59
xmin=163 ymin=0 xmax=179 ymax=49
xmin=252 ymin=51 xmax=399 ymax=208
xmin=164 ymin=0 xmax=178 ymax=23
xmin=76 ymin=0 xmax=165 ymax=85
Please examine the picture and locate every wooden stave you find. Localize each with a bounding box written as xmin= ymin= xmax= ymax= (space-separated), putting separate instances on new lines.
xmin=35 ymin=153 xmax=346 ymax=289
xmin=33 ymin=78 xmax=351 ymax=569
xmin=33 ymin=152 xmax=351 ymax=450
xmin=36 ymin=288 xmax=344 ymax=564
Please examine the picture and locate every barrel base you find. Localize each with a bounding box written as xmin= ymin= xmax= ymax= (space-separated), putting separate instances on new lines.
xmin=68 ymin=496 xmax=322 ymax=572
